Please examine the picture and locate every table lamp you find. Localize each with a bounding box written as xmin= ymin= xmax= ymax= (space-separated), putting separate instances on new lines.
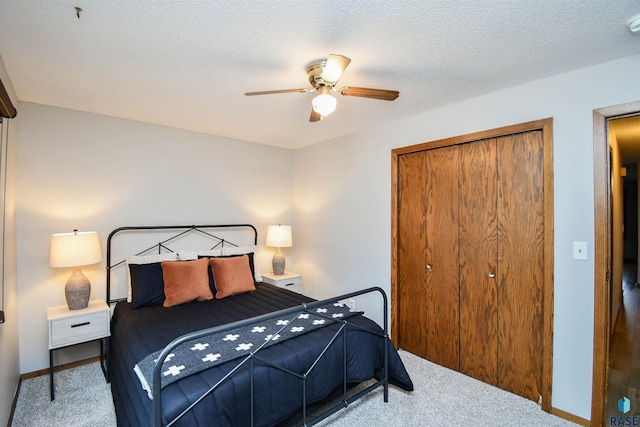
xmin=265 ymin=225 xmax=292 ymax=275
xmin=50 ymin=230 xmax=102 ymax=310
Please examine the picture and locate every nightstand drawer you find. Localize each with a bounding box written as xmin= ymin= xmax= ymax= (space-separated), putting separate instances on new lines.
xmin=261 ymin=272 xmax=302 ymax=294
xmin=278 ymin=277 xmax=302 ymax=293
xmin=49 ymin=310 xmax=109 ymax=349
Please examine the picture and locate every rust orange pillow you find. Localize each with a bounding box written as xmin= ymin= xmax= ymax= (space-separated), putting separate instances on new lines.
xmin=209 ymin=254 xmax=256 ymax=299
xmin=162 ymin=257 xmax=213 ymax=307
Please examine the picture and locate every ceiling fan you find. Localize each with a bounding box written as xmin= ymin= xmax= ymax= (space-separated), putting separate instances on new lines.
xmin=244 ymin=54 xmax=399 ymax=122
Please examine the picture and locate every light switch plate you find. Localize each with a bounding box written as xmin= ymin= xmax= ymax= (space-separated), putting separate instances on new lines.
xmin=573 ymin=242 xmax=588 ymax=260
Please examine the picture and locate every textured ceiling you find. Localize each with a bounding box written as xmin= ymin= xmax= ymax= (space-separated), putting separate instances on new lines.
xmin=0 ymin=1 xmax=639 ymax=149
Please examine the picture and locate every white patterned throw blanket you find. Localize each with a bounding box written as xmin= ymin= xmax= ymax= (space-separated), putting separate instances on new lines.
xmin=134 ymin=302 xmax=361 ymax=399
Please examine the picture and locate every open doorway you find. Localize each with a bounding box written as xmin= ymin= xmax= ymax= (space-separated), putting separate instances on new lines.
xmin=606 ymin=116 xmax=640 ymax=421
xmin=593 ymin=101 xmax=640 ymax=426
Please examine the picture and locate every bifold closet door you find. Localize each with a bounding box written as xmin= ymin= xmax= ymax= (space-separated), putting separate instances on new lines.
xmin=496 ymin=131 xmax=545 ymax=402
xmin=458 ymin=138 xmax=499 ymax=384
xmin=396 ymin=151 xmax=428 ymax=359
xmin=396 ymin=146 xmax=460 ymax=370
xmin=394 ymin=121 xmax=550 ymax=406
xmin=424 ymin=146 xmax=460 ymax=370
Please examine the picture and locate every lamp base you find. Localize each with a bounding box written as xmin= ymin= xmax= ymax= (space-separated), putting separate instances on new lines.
xmin=272 ymin=250 xmax=286 ymax=276
xmin=65 ymin=268 xmax=91 ymax=310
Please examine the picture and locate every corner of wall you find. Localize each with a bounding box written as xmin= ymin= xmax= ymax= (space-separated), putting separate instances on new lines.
xmin=0 ymin=53 xmax=21 ymax=425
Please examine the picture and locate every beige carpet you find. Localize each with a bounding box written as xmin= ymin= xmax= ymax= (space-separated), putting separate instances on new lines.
xmin=11 ymin=363 xmax=115 ymax=427
xmin=318 ymin=350 xmax=579 ymax=426
xmin=11 ymin=350 xmax=579 ymax=426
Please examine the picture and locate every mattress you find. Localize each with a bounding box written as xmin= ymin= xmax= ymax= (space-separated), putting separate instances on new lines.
xmin=108 ymin=282 xmax=413 ymax=426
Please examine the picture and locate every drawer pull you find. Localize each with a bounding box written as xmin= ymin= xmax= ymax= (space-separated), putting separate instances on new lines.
xmin=71 ymin=321 xmax=91 ymax=328
xmin=285 ymin=283 xmax=295 ymax=287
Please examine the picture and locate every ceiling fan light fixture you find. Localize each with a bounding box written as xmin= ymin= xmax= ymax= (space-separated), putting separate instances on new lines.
xmin=244 ymin=54 xmax=399 ymax=122
xmin=312 ymin=93 xmax=337 ymax=117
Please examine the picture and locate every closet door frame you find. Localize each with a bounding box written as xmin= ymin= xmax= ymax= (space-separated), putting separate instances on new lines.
xmin=390 ymin=118 xmax=554 ymax=412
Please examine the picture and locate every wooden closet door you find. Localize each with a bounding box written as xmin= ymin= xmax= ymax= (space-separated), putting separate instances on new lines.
xmin=392 ymin=119 xmax=552 ymax=408
xmin=458 ymin=139 xmax=499 ymax=384
xmin=496 ymin=131 xmax=545 ymax=402
xmin=396 ymin=151 xmax=428 ymax=358
xmin=424 ymin=146 xmax=460 ymax=370
xmin=396 ymin=147 xmax=460 ymax=367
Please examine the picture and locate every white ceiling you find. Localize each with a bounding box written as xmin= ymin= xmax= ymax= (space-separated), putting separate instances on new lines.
xmin=0 ymin=1 xmax=639 ymax=149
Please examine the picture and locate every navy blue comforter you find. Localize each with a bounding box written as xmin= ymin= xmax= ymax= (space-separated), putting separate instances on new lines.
xmin=108 ymin=283 xmax=413 ymax=426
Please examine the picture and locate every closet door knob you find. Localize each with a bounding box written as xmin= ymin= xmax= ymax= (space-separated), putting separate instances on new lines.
xmin=426 ymin=264 xmax=432 ymax=271
xmin=488 ymin=271 xmax=495 ymax=278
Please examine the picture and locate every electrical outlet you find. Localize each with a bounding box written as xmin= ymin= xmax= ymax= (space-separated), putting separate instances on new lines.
xmin=339 ymin=298 xmax=356 ymax=310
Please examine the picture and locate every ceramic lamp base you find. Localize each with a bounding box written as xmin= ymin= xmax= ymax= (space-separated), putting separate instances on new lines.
xmin=65 ymin=268 xmax=91 ymax=310
xmin=272 ymin=250 xmax=286 ymax=276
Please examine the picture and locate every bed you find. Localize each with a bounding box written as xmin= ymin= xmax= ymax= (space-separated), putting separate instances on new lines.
xmin=106 ymin=224 xmax=413 ymax=426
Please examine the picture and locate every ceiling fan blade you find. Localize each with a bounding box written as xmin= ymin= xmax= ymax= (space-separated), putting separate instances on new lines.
xmin=309 ymin=107 xmax=322 ymax=122
xmin=244 ymin=88 xmax=309 ymax=96
xmin=339 ymin=86 xmax=399 ymax=101
xmin=322 ymin=54 xmax=351 ymax=83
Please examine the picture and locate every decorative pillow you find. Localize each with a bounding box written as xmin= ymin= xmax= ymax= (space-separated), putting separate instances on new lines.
xmin=209 ymin=255 xmax=256 ymax=299
xmin=178 ymin=249 xmax=222 ymax=261
xmin=128 ymin=263 xmax=166 ymax=308
xmin=199 ymin=253 xmax=255 ymax=293
xmin=162 ymin=257 xmax=213 ymax=307
xmin=126 ymin=253 xmax=179 ymax=304
xmin=221 ymin=245 xmax=262 ymax=281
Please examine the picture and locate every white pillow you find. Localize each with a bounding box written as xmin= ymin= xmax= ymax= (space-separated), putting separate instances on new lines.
xmin=126 ymin=253 xmax=179 ymax=302
xmin=127 ymin=253 xmax=179 ymax=264
xmin=221 ymin=245 xmax=262 ymax=282
xmin=177 ymin=249 xmax=222 ymax=261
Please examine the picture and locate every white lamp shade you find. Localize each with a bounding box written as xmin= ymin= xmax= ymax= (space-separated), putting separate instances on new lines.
xmin=50 ymin=231 xmax=103 ymax=268
xmin=265 ymin=225 xmax=292 ymax=248
xmin=312 ymin=93 xmax=337 ymax=117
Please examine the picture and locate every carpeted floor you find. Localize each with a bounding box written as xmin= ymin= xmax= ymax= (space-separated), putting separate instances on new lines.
xmin=11 ymin=363 xmax=116 ymax=427
xmin=11 ymin=350 xmax=578 ymax=426
xmin=317 ymin=351 xmax=578 ymax=426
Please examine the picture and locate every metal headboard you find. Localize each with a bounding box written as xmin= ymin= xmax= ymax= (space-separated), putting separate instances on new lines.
xmin=106 ymin=224 xmax=258 ymax=305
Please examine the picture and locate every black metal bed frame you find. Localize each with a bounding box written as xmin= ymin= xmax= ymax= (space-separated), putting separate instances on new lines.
xmin=106 ymin=224 xmax=389 ymax=427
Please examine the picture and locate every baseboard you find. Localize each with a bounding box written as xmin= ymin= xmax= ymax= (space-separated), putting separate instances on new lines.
xmin=19 ymin=355 xmax=101 ymax=380
xmin=552 ymin=407 xmax=590 ymax=427
xmin=7 ymin=376 xmax=22 ymax=427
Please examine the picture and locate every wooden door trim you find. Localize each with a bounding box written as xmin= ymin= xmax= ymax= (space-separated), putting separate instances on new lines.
xmin=391 ymin=118 xmax=554 ymax=411
xmin=592 ymin=101 xmax=640 ymax=427
xmin=541 ymin=118 xmax=554 ymax=412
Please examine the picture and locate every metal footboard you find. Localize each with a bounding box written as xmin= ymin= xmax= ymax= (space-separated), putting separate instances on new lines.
xmin=152 ymin=287 xmax=390 ymax=427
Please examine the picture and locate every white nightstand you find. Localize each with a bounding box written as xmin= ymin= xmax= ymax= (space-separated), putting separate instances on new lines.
xmin=47 ymin=299 xmax=110 ymax=400
xmin=262 ymin=271 xmax=302 ymax=294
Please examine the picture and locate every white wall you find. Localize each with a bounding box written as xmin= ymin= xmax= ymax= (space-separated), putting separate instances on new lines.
xmin=15 ymin=103 xmax=295 ymax=373
xmin=0 ymin=53 xmax=19 ymax=425
xmin=293 ymin=53 xmax=640 ymax=419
